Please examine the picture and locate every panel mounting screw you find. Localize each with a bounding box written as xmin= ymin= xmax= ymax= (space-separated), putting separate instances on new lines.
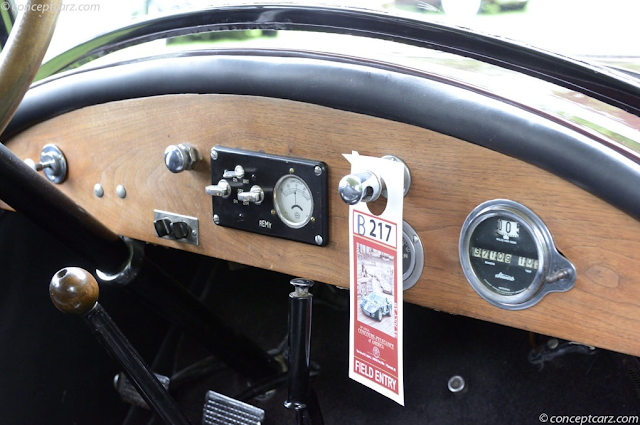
xmin=213 ymin=214 xmax=220 ymax=225
xmin=314 ymin=166 xmax=322 ymax=176
xmin=210 ymin=149 xmax=218 ymax=160
xmin=314 ymin=235 xmax=323 ymax=246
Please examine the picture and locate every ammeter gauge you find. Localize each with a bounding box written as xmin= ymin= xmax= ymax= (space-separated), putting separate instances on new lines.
xmin=274 ymin=174 xmax=314 ymax=229
xmin=459 ymin=199 xmax=576 ymax=310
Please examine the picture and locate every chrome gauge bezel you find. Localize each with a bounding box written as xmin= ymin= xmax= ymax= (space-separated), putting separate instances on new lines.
xmin=402 ymin=221 xmax=424 ymax=291
xmin=459 ymin=199 xmax=576 ymax=310
xmin=273 ymin=174 xmax=314 ymax=229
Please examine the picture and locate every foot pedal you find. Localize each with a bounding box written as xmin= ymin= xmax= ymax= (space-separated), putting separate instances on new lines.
xmin=203 ymin=390 xmax=265 ymax=425
xmin=114 ymin=372 xmax=170 ymax=409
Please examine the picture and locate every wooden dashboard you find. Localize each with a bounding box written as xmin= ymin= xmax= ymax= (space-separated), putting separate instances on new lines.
xmin=4 ymin=93 xmax=640 ymax=357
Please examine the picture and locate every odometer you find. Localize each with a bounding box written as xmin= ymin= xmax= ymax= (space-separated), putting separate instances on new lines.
xmin=459 ymin=200 xmax=576 ymax=310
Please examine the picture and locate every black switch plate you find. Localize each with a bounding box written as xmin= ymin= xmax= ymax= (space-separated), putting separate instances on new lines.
xmin=210 ymin=146 xmax=329 ymax=246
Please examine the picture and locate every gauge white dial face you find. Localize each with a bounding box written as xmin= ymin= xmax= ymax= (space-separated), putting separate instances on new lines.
xmin=274 ymin=174 xmax=314 ymax=228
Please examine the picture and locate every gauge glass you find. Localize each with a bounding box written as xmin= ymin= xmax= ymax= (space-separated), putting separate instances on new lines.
xmin=274 ymin=174 xmax=314 ymax=228
xmin=468 ymin=214 xmax=540 ymax=297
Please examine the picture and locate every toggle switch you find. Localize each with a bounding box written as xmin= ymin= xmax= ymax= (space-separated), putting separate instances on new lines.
xmin=222 ymin=165 xmax=245 ymax=179
xmin=205 ymin=180 xmax=231 ymax=198
xmin=237 ymin=185 xmax=264 ymax=204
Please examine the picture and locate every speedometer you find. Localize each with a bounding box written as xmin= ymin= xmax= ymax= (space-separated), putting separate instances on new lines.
xmin=459 ymin=199 xmax=576 ymax=310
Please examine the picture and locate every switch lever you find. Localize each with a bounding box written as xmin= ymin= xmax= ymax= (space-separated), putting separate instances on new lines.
xmin=205 ymin=180 xmax=231 ymax=198
xmin=223 ymin=165 xmax=245 ymax=179
xmin=237 ymin=185 xmax=264 ymax=204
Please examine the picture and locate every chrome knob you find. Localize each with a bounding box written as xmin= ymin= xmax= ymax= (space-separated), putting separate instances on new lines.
xmin=25 ymin=144 xmax=68 ymax=184
xmin=164 ymin=143 xmax=198 ymax=173
xmin=338 ymin=171 xmax=383 ymax=205
xmin=205 ymin=180 xmax=231 ymax=198
xmin=237 ymin=185 xmax=264 ymax=204
xmin=223 ymin=165 xmax=245 ymax=179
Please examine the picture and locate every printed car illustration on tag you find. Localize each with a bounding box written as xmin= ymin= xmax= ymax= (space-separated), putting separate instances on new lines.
xmin=359 ymin=292 xmax=393 ymax=322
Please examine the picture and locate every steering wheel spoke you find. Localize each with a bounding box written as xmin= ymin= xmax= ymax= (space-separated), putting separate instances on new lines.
xmin=0 ymin=0 xmax=61 ymax=135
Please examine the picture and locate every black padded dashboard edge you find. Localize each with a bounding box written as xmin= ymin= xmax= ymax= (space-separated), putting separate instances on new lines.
xmin=5 ymin=51 xmax=640 ymax=221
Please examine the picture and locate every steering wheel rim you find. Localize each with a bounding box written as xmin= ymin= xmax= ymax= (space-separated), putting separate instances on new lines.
xmin=0 ymin=0 xmax=61 ymax=135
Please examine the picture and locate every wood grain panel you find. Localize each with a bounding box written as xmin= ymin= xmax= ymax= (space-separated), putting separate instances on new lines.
xmin=5 ymin=94 xmax=640 ymax=356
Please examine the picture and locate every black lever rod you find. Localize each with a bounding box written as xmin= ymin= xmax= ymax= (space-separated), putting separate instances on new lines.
xmin=285 ymin=278 xmax=324 ymax=425
xmin=49 ymin=267 xmax=192 ymax=425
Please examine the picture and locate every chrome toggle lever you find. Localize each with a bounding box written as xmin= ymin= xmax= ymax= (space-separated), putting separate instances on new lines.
xmin=205 ymin=179 xmax=231 ymax=198
xmin=237 ymin=185 xmax=264 ymax=204
xmin=223 ymin=165 xmax=245 ymax=179
xmin=338 ymin=171 xmax=384 ymax=205
xmin=24 ymin=144 xmax=68 ymax=184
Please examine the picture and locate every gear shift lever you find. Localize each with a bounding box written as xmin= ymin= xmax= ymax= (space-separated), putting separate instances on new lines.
xmin=49 ymin=267 xmax=191 ymax=425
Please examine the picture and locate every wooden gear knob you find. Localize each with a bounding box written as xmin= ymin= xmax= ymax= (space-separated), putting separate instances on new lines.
xmin=49 ymin=267 xmax=99 ymax=314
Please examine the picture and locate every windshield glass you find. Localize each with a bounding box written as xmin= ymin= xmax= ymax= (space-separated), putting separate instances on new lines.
xmin=22 ymin=0 xmax=635 ymax=70
xmin=8 ymin=0 xmax=640 ymax=151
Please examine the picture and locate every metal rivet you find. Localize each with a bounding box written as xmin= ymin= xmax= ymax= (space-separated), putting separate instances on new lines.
xmin=210 ymin=148 xmax=218 ymax=160
xmin=314 ymin=235 xmax=323 ymax=246
xmin=116 ymin=185 xmax=126 ymax=199
xmin=94 ymin=184 xmax=104 ymax=198
xmin=314 ymin=166 xmax=322 ymax=176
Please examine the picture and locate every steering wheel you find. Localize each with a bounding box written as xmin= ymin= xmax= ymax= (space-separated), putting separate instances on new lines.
xmin=0 ymin=0 xmax=61 ymax=135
